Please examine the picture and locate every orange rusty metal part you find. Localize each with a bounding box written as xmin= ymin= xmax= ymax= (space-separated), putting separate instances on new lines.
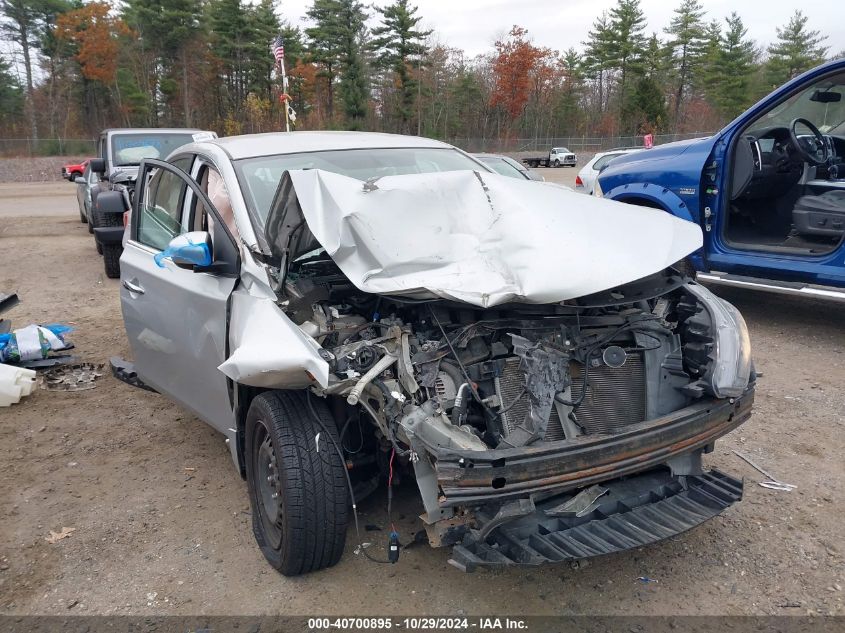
xmin=433 ymin=392 xmax=753 ymax=505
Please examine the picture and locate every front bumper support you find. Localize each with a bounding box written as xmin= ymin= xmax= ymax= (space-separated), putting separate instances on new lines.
xmin=430 ymin=392 xmax=752 ymax=507
xmin=449 ymin=468 xmax=743 ymax=572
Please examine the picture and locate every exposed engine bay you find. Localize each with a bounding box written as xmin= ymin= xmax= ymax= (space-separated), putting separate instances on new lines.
xmin=291 ymin=261 xmax=704 ymax=452
xmin=276 ymin=248 xmax=752 ymax=565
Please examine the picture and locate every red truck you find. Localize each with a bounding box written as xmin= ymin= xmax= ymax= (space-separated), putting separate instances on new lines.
xmin=61 ymin=158 xmax=91 ymax=180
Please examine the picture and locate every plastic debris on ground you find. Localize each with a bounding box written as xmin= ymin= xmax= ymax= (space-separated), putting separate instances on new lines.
xmin=41 ymin=363 xmax=104 ymax=392
xmin=637 ymin=577 xmax=659 ymax=584
xmin=0 ymin=363 xmax=36 ymax=406
xmin=0 ymin=323 xmax=74 ymax=365
xmin=732 ymin=450 xmax=797 ymax=491
xmin=45 ymin=527 xmax=76 ymax=543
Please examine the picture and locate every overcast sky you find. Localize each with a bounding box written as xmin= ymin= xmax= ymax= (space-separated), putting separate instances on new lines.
xmin=281 ymin=0 xmax=844 ymax=59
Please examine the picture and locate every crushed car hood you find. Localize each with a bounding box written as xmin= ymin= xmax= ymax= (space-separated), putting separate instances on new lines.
xmin=268 ymin=169 xmax=702 ymax=308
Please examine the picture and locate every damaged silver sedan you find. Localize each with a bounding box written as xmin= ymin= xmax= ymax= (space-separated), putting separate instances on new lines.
xmin=115 ymin=132 xmax=754 ymax=575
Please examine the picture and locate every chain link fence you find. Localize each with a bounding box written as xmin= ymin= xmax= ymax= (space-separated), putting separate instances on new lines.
xmin=0 ymin=138 xmax=97 ymax=158
xmin=443 ymin=132 xmax=714 ymax=154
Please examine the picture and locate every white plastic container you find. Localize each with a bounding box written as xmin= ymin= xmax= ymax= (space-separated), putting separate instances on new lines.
xmin=0 ymin=363 xmax=36 ymax=406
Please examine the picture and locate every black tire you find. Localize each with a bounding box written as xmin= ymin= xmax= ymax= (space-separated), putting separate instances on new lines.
xmin=103 ymin=244 xmax=121 ymax=278
xmin=95 ymin=207 xmax=121 ymax=257
xmin=245 ymin=391 xmax=349 ymax=576
xmin=553 ymin=159 xmax=561 ymax=167
xmin=87 ymin=209 xmax=94 ymax=234
xmin=79 ymin=206 xmax=86 ymax=223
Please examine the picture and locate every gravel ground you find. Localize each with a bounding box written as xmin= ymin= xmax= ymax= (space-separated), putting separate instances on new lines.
xmin=0 ymin=172 xmax=843 ymax=616
xmin=0 ymin=156 xmax=89 ymax=184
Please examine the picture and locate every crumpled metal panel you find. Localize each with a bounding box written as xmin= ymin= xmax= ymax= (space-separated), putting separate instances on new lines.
xmin=282 ymin=169 xmax=703 ymax=308
xmin=217 ymin=290 xmax=329 ymax=388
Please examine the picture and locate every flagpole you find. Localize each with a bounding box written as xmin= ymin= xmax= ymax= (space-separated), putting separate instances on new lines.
xmin=272 ymin=34 xmax=294 ymax=133
xmin=280 ymin=54 xmax=290 ymax=133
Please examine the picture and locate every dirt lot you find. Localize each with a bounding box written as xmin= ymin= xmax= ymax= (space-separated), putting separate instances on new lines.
xmin=1 ymin=169 xmax=843 ymax=616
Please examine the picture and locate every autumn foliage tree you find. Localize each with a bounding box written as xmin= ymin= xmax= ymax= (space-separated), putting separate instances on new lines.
xmin=490 ymin=26 xmax=543 ymax=129
xmin=55 ymin=3 xmax=131 ymax=85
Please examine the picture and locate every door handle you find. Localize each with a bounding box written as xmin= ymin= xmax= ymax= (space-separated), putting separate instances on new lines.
xmin=122 ymin=279 xmax=145 ymax=295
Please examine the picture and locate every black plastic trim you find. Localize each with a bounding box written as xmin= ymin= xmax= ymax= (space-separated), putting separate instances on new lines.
xmin=449 ymin=469 xmax=743 ymax=572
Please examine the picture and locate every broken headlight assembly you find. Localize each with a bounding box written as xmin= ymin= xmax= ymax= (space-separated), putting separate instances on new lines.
xmin=685 ymin=283 xmax=752 ymax=398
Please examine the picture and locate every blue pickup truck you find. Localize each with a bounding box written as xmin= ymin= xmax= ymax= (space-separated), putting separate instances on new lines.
xmin=597 ymin=58 xmax=845 ymax=302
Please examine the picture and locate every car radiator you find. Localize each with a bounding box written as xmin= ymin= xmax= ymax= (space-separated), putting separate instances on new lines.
xmin=498 ymin=353 xmax=647 ymax=440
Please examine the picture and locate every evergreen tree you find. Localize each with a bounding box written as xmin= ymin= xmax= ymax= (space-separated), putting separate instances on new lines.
xmin=582 ymin=11 xmax=614 ymax=113
xmin=623 ymin=34 xmax=667 ymax=133
xmin=208 ymin=0 xmax=252 ymax=110
xmin=123 ymin=0 xmax=202 ymax=125
xmin=555 ymin=49 xmax=584 ymax=132
xmin=607 ymin=0 xmax=647 ymax=116
xmin=370 ymin=0 xmax=431 ymax=132
xmin=664 ymin=0 xmax=705 ymax=128
xmin=766 ymin=10 xmax=828 ymax=86
xmin=0 ymin=54 xmax=22 ymax=129
xmin=0 ymin=0 xmax=70 ymax=138
xmin=244 ymin=0 xmax=282 ymax=100
xmin=696 ymin=18 xmax=721 ymax=94
xmin=715 ymin=12 xmax=755 ymax=118
xmin=336 ymin=0 xmax=368 ymax=126
xmin=305 ymin=0 xmax=343 ymax=119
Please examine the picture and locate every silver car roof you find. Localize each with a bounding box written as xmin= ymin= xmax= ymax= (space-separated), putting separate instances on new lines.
xmin=206 ymin=131 xmax=452 ymax=160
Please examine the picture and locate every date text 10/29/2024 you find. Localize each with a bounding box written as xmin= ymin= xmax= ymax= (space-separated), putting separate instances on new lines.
xmin=307 ymin=618 xmax=529 ymax=630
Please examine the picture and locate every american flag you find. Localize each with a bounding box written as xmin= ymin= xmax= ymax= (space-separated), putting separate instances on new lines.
xmin=271 ymin=35 xmax=285 ymax=65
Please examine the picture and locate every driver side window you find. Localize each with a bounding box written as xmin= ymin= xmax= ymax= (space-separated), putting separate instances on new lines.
xmin=137 ymin=157 xmax=193 ymax=251
xmin=138 ymin=169 xmax=186 ymax=250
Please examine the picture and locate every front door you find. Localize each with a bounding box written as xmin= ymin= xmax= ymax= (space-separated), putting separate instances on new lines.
xmin=120 ymin=157 xmax=239 ymax=434
xmin=708 ymin=64 xmax=845 ymax=288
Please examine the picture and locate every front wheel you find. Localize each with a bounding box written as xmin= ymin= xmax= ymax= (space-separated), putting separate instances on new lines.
xmin=553 ymin=159 xmax=561 ymax=167
xmin=245 ymin=391 xmax=349 ymax=576
xmin=102 ymin=244 xmax=121 ymax=278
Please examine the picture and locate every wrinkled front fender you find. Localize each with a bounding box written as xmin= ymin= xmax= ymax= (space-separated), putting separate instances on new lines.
xmin=218 ymin=290 xmax=329 ymax=389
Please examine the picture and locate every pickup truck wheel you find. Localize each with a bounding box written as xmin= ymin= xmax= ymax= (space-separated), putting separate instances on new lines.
xmin=553 ymin=159 xmax=560 ymax=167
xmin=245 ymin=390 xmax=349 ymax=576
xmin=102 ymin=244 xmax=121 ymax=278
xmin=79 ymin=207 xmax=86 ymax=223
xmin=96 ymin=209 xmax=121 ymax=263
xmin=87 ymin=210 xmax=94 ymax=234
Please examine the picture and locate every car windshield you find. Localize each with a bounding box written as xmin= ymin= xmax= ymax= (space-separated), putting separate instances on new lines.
xmin=760 ymin=72 xmax=845 ymax=134
xmin=592 ymin=153 xmax=625 ymax=170
xmin=555 ymin=148 xmax=571 ymax=153
xmin=235 ymin=147 xmax=487 ymax=223
xmin=111 ymin=133 xmax=198 ymax=166
xmin=477 ymin=156 xmax=526 ymax=179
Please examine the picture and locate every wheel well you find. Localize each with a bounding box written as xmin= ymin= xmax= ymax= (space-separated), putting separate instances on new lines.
xmin=235 ymin=384 xmax=266 ymax=478
xmin=617 ymin=195 xmax=666 ymax=210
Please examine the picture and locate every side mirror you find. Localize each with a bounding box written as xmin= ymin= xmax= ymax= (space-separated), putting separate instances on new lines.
xmin=90 ymin=157 xmax=106 ymax=174
xmin=74 ymin=176 xmax=86 ymax=184
xmin=154 ymin=231 xmax=213 ymax=270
